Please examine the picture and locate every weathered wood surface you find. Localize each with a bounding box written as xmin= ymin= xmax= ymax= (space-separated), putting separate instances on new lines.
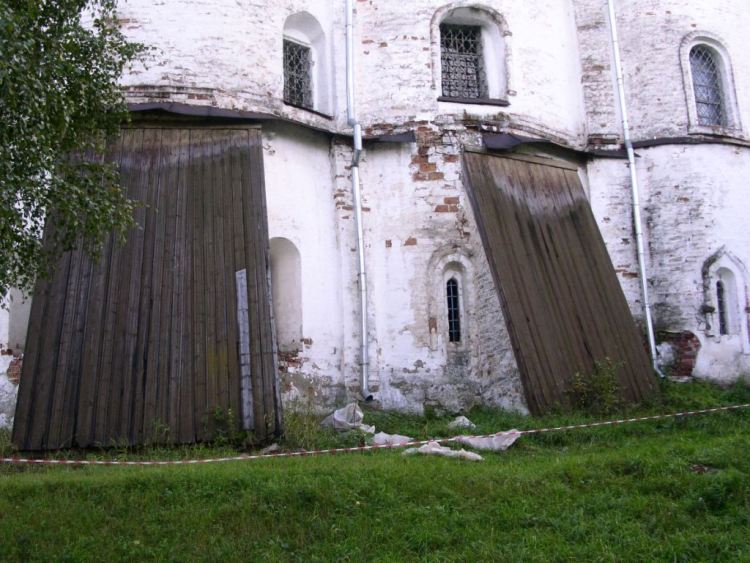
xmin=462 ymin=151 xmax=657 ymax=414
xmin=13 ymin=126 xmax=280 ymax=451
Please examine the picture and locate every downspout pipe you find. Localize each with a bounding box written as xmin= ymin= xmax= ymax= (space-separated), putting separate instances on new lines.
xmin=346 ymin=0 xmax=372 ymax=399
xmin=606 ymin=0 xmax=665 ymax=378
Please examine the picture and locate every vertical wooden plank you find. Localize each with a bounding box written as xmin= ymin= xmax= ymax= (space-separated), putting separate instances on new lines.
xmin=201 ymin=130 xmax=218 ymax=439
xmin=179 ymin=128 xmax=202 ymax=443
xmin=229 ymin=130 xmax=249 ymax=427
xmin=100 ymin=128 xmax=142 ymax=444
xmin=130 ymin=128 xmax=164 ymax=444
xmin=170 ymin=129 xmax=192 ymax=442
xmin=149 ymin=128 xmax=179 ymax=444
xmin=113 ymin=127 xmax=151 ymax=444
xmin=12 ymin=274 xmax=52 ymax=449
xmin=242 ymin=128 xmax=279 ymax=438
xmin=27 ymin=248 xmax=73 ymax=450
xmin=212 ymin=130 xmax=231 ymax=418
xmin=192 ymin=129 xmax=209 ymax=441
xmin=219 ymin=130 xmax=240 ymax=422
xmin=235 ymin=269 xmax=254 ymax=430
xmin=46 ymin=239 xmax=86 ymax=449
xmin=239 ymin=130 xmax=267 ymax=440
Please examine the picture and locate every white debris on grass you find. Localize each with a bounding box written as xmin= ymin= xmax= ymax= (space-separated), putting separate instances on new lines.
xmin=455 ymin=430 xmax=521 ymax=451
xmin=260 ymin=443 xmax=281 ymax=455
xmin=321 ymin=402 xmax=375 ymax=434
xmin=447 ymin=415 xmax=476 ymax=429
xmin=371 ymin=431 xmax=413 ymax=446
xmin=402 ymin=441 xmax=484 ymax=461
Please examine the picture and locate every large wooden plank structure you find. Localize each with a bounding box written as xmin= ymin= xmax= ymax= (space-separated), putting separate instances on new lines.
xmin=13 ymin=124 xmax=281 ymax=450
xmin=462 ymin=150 xmax=657 ymax=414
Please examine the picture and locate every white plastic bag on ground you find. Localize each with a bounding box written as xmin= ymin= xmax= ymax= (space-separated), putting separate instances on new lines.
xmin=321 ymin=402 xmax=375 ymax=434
xmin=455 ymin=430 xmax=521 ymax=451
xmin=402 ymin=441 xmax=483 ymax=461
xmin=372 ymin=432 xmax=413 ymax=446
xmin=447 ymin=415 xmax=476 ymax=430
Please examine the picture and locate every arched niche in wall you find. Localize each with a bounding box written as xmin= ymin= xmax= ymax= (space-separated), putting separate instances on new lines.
xmin=282 ymin=11 xmax=332 ymax=115
xmin=679 ymin=31 xmax=742 ymax=136
xmin=426 ymin=247 xmax=476 ymax=353
xmin=430 ymin=2 xmax=514 ymax=102
xmin=270 ymin=237 xmax=302 ymax=352
xmin=701 ymin=247 xmax=749 ymax=353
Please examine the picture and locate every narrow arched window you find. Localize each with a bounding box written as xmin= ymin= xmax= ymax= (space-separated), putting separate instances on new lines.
xmin=446 ymin=277 xmax=461 ymax=342
xmin=690 ymin=45 xmax=726 ymax=127
xmin=716 ymin=280 xmax=728 ymax=336
xmin=282 ymin=12 xmax=330 ymax=114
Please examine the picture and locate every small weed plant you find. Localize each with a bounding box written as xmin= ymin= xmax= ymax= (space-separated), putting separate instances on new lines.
xmin=569 ymin=357 xmax=624 ymax=415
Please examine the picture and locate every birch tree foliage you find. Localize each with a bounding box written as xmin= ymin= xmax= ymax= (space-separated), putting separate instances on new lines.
xmin=0 ymin=0 xmax=144 ymax=295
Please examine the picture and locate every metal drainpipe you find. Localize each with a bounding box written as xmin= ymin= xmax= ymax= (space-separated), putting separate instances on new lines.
xmin=346 ymin=0 xmax=372 ymax=399
xmin=606 ymin=0 xmax=665 ymax=378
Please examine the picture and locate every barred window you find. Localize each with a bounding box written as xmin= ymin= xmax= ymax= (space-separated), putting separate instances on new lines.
xmin=689 ymin=45 xmax=726 ymax=127
xmin=447 ymin=277 xmax=461 ymax=343
xmin=440 ymin=24 xmax=487 ymax=99
xmin=283 ymin=39 xmax=313 ymax=109
xmin=716 ymin=280 xmax=728 ymax=335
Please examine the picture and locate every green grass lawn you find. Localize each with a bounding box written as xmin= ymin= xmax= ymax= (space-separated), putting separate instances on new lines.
xmin=1 ymin=380 xmax=749 ymax=562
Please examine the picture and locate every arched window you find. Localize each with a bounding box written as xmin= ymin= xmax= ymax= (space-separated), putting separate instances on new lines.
xmin=270 ymin=237 xmax=302 ymax=351
xmin=446 ymin=277 xmax=461 ymax=342
xmin=282 ymin=12 xmax=331 ymax=114
xmin=689 ymin=45 xmax=726 ymax=127
xmin=432 ymin=4 xmax=511 ymax=104
xmin=716 ymin=280 xmax=728 ymax=335
xmin=680 ymin=33 xmax=740 ymax=133
xmin=701 ymin=249 xmax=749 ymax=351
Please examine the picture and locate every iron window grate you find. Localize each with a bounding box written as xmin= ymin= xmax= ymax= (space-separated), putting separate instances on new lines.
xmin=447 ymin=278 xmax=461 ymax=343
xmin=283 ymin=39 xmax=313 ymax=109
xmin=440 ymin=23 xmax=487 ymax=99
xmin=690 ymin=46 xmax=726 ymax=127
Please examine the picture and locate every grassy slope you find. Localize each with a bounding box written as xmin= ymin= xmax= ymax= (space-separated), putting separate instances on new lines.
xmin=0 ymin=381 xmax=749 ymax=562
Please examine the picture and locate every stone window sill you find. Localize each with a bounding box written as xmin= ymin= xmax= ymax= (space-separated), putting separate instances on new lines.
xmin=283 ymin=101 xmax=334 ymax=120
xmin=688 ymin=124 xmax=745 ymax=140
xmin=438 ymin=96 xmax=510 ymax=107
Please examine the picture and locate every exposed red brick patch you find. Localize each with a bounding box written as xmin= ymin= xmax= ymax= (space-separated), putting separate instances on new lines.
xmin=7 ymin=356 xmax=22 ymax=385
xmin=404 ymin=237 xmax=418 ymax=246
xmin=444 ymin=196 xmax=459 ymax=205
xmin=660 ymin=331 xmax=701 ymax=377
xmin=443 ymin=154 xmax=459 ymax=163
xmin=435 ymin=204 xmax=459 ymax=213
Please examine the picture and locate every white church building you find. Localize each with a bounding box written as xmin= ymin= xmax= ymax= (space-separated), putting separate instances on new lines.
xmin=2 ymin=0 xmax=749 ymax=431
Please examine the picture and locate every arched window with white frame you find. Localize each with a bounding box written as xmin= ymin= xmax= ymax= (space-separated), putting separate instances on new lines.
xmin=431 ymin=4 xmax=513 ymax=105
xmin=282 ymin=12 xmax=331 ymax=115
xmin=701 ymin=249 xmax=749 ymax=353
xmin=680 ymin=32 xmax=741 ymax=134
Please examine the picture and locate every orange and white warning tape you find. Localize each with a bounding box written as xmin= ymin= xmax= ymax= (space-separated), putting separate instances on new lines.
xmin=2 ymin=403 xmax=749 ymax=467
